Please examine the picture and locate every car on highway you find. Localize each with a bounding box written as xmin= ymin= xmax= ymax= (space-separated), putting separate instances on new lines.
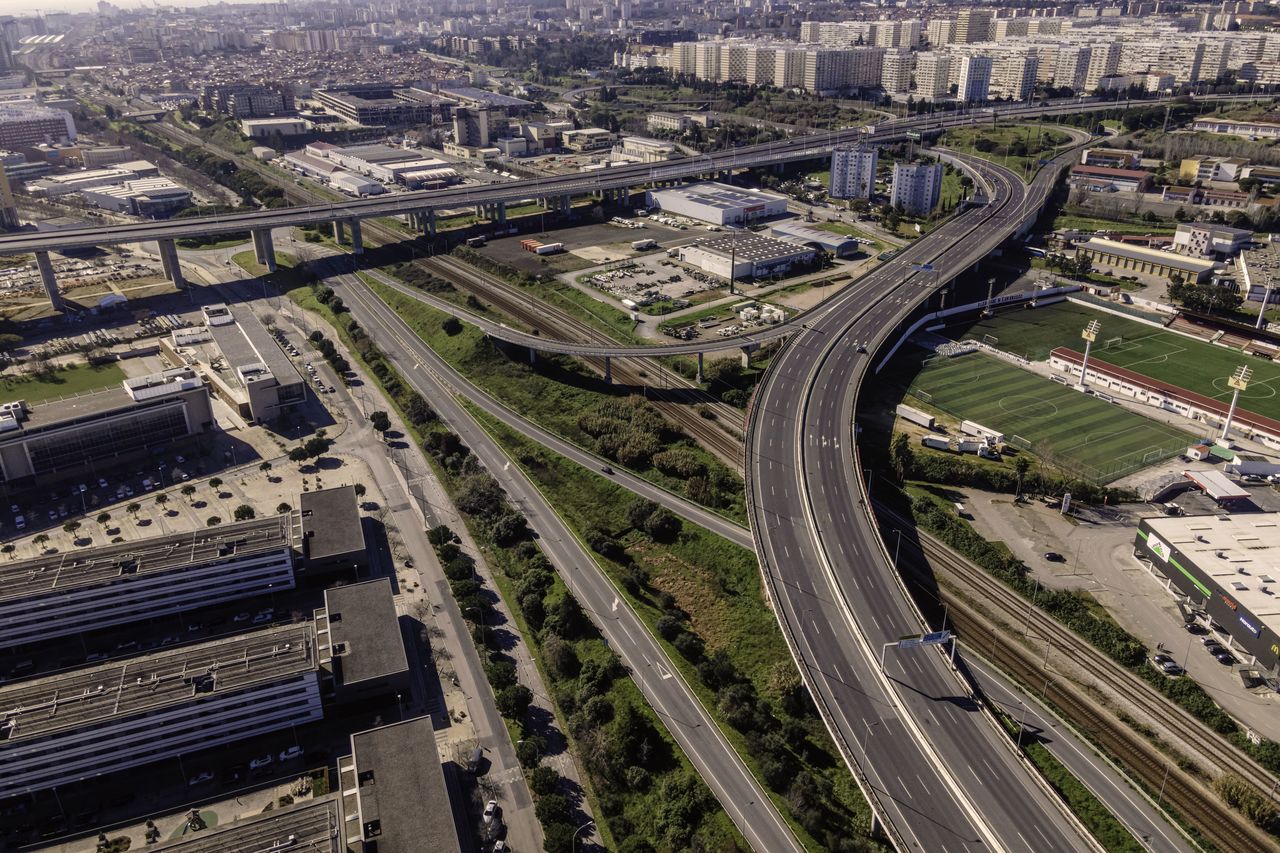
xmin=601 ymin=465 xmax=614 ymax=475
xmin=1150 ymin=653 xmax=1184 ymax=676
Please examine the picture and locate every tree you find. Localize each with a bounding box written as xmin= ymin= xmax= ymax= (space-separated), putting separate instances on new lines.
xmin=276 ymin=502 xmax=292 ymax=514
xmin=209 ymin=478 xmax=223 ymax=492
xmin=288 ymin=446 xmax=309 ymax=463
xmin=455 ymin=474 xmax=504 ymax=517
xmin=642 ymin=507 xmax=681 ymax=542
xmin=33 ymin=533 xmax=49 ymax=548
xmin=890 ymin=431 xmax=913 ymax=482
xmin=534 ymin=793 xmax=571 ymax=826
xmin=233 ymin=504 xmax=256 ymax=521
xmin=370 ymin=410 xmax=391 ymax=434
xmin=96 ymin=512 xmax=111 ymax=527
xmin=442 ymin=316 xmax=463 ymax=336
xmin=543 ymin=634 xmax=580 ymax=679
xmin=541 ymin=822 xmax=577 ymax=853
xmin=627 ymin=498 xmax=658 ymax=530
xmin=529 ymin=766 xmax=560 ymax=796
xmin=495 ymin=684 xmax=533 ymax=718
xmin=126 ymin=502 xmax=141 ymax=518
xmin=181 ymin=484 xmax=196 ymax=501
xmin=1014 ymin=455 xmax=1031 ymax=497
xmin=259 ymin=461 xmax=273 ymax=475
xmin=354 ymin=484 xmax=366 ymax=498
xmin=207 ymin=516 xmax=222 ymax=526
xmin=155 ymin=494 xmax=168 ymax=511
xmin=0 ymin=543 xmax=13 ymax=559
xmin=63 ymin=521 xmax=81 ymax=535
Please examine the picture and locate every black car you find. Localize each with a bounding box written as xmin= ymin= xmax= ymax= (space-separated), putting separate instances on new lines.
xmin=1213 ymin=649 xmax=1238 ymax=666
xmin=1183 ymin=621 xmax=1207 ymax=635
xmin=1043 ymin=552 xmax=1065 ymax=562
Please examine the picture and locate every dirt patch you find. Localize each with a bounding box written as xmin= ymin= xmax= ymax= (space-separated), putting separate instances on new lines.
xmin=634 ymin=540 xmax=735 ymax=653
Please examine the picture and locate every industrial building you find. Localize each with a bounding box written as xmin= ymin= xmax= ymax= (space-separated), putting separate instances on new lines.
xmin=0 ymin=103 xmax=75 ymax=148
xmin=338 ymin=717 xmax=465 ymax=852
xmin=890 ymin=161 xmax=943 ymax=216
xmin=313 ymin=85 xmax=455 ymax=128
xmin=1172 ymin=222 xmax=1253 ymax=259
xmin=0 ymin=624 xmax=323 ymax=799
xmin=770 ymin=221 xmax=865 ymax=258
xmin=1135 ymin=513 xmax=1280 ymax=676
xmin=1067 ymin=165 xmax=1153 ymax=193
xmin=829 ymin=144 xmax=877 ymax=200
xmin=1074 ymin=238 xmax=1216 ymax=284
xmin=241 ymin=117 xmax=309 ymax=139
xmin=646 ymin=181 xmax=790 ymax=226
xmin=79 ymin=177 xmax=192 ymax=218
xmin=612 ymin=136 xmax=678 ymax=163
xmin=165 ymin=303 xmax=306 ymax=424
xmin=0 ymin=514 xmax=296 ymax=651
xmin=0 ymin=367 xmax=213 ymax=490
xmin=317 ymin=578 xmax=410 ymax=704
xmin=679 ymin=234 xmax=816 ymax=281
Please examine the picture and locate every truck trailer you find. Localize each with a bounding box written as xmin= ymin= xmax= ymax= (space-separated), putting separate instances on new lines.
xmin=896 ymin=403 xmax=935 ymax=430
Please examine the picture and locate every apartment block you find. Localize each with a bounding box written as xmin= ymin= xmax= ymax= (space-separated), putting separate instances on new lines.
xmin=891 ymin=161 xmax=944 ymax=216
xmin=829 ymin=144 xmax=877 ymax=200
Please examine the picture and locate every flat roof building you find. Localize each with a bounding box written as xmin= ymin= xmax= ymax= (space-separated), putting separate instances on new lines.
xmin=0 ymin=514 xmax=295 ymax=652
xmin=313 ymin=86 xmax=453 ymax=128
xmin=1173 ymin=222 xmax=1253 ymax=259
xmin=646 ymin=181 xmax=790 ymax=226
xmin=770 ymin=220 xmax=865 ymax=258
xmin=0 ymin=367 xmax=213 ymax=491
xmin=0 ymin=624 xmax=321 ymax=798
xmin=299 ymin=484 xmax=366 ymax=574
xmin=338 ymin=717 xmax=464 ymax=852
xmin=317 ymin=578 xmax=409 ymax=704
xmin=1076 ymin=237 xmax=1217 ymax=284
xmin=1135 ymin=513 xmax=1280 ymax=675
xmin=151 ymin=799 xmax=340 ymax=853
xmin=679 ymin=233 xmax=816 ymax=281
xmin=167 ymin=303 xmax=305 ymax=424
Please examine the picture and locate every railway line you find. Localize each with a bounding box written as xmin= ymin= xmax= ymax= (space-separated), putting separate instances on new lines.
xmin=877 ymin=508 xmax=1278 ymax=852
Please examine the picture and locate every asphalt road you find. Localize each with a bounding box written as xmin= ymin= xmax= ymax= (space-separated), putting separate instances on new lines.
xmin=328 ymin=261 xmax=804 ymax=853
xmin=747 ymin=149 xmax=1096 ymax=852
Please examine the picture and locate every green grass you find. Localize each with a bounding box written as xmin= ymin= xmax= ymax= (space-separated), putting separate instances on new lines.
xmin=948 ymin=301 xmax=1280 ymax=422
xmin=368 ymin=279 xmax=748 ymax=522
xmin=942 ymin=124 xmax=1073 ymax=179
xmin=473 ymin=408 xmax=876 ymax=849
xmin=0 ymin=363 xmax=126 ymax=404
xmin=1049 ymin=212 xmax=1178 ymax=236
xmin=904 ymin=352 xmax=1192 ymax=482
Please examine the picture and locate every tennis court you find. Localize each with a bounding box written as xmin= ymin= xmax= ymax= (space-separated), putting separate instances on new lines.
xmin=909 ymin=352 xmax=1194 ymax=483
xmin=948 ymin=302 xmax=1280 ymax=421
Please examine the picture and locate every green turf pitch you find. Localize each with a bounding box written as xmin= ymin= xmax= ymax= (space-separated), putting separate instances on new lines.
xmin=909 ymin=353 xmax=1194 ymax=482
xmin=947 ymin=302 xmax=1280 ymax=422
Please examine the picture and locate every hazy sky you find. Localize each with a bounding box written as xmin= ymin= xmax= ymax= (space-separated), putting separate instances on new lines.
xmin=0 ymin=0 xmax=265 ymax=14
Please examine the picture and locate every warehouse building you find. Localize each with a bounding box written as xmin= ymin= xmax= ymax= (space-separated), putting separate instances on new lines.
xmin=1075 ymin=238 xmax=1217 ymax=285
xmin=338 ymin=717 xmax=465 ymax=852
xmin=679 ymin=233 xmax=816 ymax=281
xmin=0 ymin=624 xmax=322 ymax=798
xmin=646 ymin=181 xmax=789 ymax=226
xmin=241 ymin=117 xmax=309 ymax=139
xmin=0 ymin=367 xmax=213 ymax=491
xmin=770 ymin=220 xmax=864 ymax=258
xmin=0 ymin=514 xmax=296 ymax=651
xmin=1135 ymin=513 xmax=1280 ymax=676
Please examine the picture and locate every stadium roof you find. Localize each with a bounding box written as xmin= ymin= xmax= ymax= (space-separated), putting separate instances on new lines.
xmin=0 ymin=624 xmax=316 ymax=742
xmin=0 ymin=514 xmax=293 ymax=603
xmin=1079 ymin=238 xmax=1217 ymax=274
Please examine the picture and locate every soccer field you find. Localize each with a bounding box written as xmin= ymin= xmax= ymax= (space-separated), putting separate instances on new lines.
xmin=947 ymin=302 xmax=1280 ymax=422
xmin=909 ymin=353 xmax=1194 ymax=483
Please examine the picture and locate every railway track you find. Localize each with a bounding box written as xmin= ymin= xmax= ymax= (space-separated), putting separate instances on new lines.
xmin=876 ymin=508 xmax=1279 ymax=852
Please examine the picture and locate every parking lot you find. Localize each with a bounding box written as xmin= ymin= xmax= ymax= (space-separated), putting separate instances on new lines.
xmin=477 ymin=217 xmax=689 ymax=278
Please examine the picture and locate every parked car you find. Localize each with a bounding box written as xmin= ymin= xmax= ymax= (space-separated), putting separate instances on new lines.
xmin=1043 ymin=552 xmax=1064 ymax=562
xmin=1150 ymin=654 xmax=1184 ymax=676
xmin=187 ymin=772 xmax=214 ymax=787
xmin=249 ymin=755 xmax=274 ymax=771
xmin=279 ymin=746 xmax=303 ymax=762
xmin=483 ymin=800 xmax=499 ymax=824
xmin=1183 ymin=621 xmax=1207 ymax=635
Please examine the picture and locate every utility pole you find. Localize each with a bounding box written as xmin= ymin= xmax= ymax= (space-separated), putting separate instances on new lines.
xmin=1258 ymin=281 xmax=1274 ymax=330
xmin=1077 ymin=319 xmax=1101 ymax=390
xmin=982 ymin=276 xmax=997 ymax=317
xmin=1221 ymin=364 xmax=1253 ymax=441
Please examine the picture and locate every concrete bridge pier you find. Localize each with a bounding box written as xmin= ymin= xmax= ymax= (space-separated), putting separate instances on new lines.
xmin=560 ymin=195 xmax=571 ymax=216
xmin=696 ymin=351 xmax=704 ymax=384
xmin=740 ymin=342 xmax=759 ymax=369
xmin=495 ymin=202 xmax=507 ymax=224
xmin=157 ymin=238 xmax=185 ymax=288
xmin=528 ymin=346 xmax=537 ymax=365
xmin=349 ymin=220 xmax=363 ymax=255
xmin=332 ymin=219 xmax=346 ymax=243
xmin=603 ymin=356 xmax=612 ymax=384
xmin=35 ymin=250 xmax=62 ymax=311
xmin=425 ymin=209 xmax=437 ymax=236
xmin=252 ymin=228 xmax=277 ymax=272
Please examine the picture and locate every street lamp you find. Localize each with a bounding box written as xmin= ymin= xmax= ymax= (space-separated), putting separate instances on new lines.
xmin=573 ymin=820 xmax=595 ymax=852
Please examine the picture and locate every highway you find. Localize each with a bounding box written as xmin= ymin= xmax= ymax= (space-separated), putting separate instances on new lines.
xmin=0 ymin=93 xmax=1264 ymax=256
xmin=324 ymin=259 xmax=805 ymax=853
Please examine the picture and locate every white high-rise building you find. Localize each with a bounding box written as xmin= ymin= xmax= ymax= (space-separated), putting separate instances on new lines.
xmin=670 ymin=42 xmax=697 ymax=75
xmin=746 ymin=44 xmax=778 ymax=86
xmin=1084 ymin=42 xmax=1121 ymax=91
xmin=956 ymin=54 xmax=993 ymax=102
xmin=881 ymin=49 xmax=914 ymax=94
xmin=891 ymin=161 xmax=944 ymax=216
xmin=774 ymin=47 xmax=808 ymax=88
xmin=695 ymin=42 xmax=722 ymax=80
xmin=829 ymin=144 xmax=878 ymax=199
xmin=1051 ymin=44 xmax=1092 ymax=91
xmin=875 ymin=20 xmax=922 ymax=49
xmin=955 ymin=9 xmax=993 ymax=43
xmin=927 ymin=18 xmax=956 ymax=47
xmin=915 ymin=51 xmax=952 ymax=100
xmin=991 ymin=52 xmax=1039 ymax=101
